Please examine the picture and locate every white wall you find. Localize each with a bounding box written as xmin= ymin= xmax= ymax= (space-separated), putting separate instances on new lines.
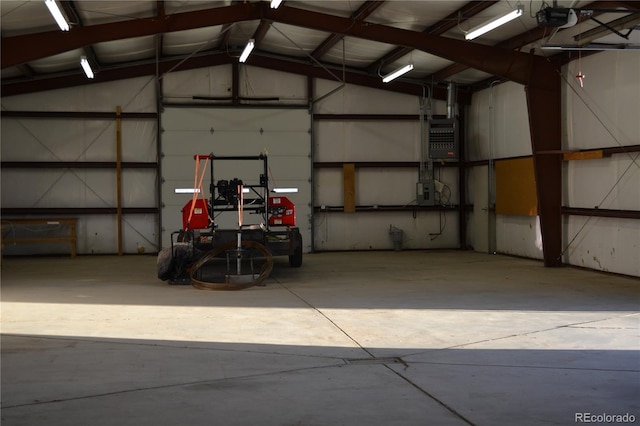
xmin=467 ymin=52 xmax=640 ymax=276
xmin=1 ymin=77 xmax=158 ymax=255
xmin=561 ymin=52 xmax=640 ymax=276
xmin=467 ymin=81 xmax=541 ymax=260
xmin=313 ymin=79 xmax=458 ymax=251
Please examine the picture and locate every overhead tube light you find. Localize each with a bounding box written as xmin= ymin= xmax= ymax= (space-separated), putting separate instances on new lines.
xmin=270 ymin=0 xmax=283 ymax=9
xmin=80 ymin=56 xmax=94 ymax=79
xmin=382 ymin=64 xmax=414 ymax=83
xmin=44 ymin=0 xmax=70 ymax=31
xmin=465 ymin=5 xmax=524 ymax=40
xmin=239 ymin=39 xmax=255 ymax=63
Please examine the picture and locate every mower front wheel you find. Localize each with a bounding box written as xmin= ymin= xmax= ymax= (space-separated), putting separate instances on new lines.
xmin=289 ymin=232 xmax=303 ymax=267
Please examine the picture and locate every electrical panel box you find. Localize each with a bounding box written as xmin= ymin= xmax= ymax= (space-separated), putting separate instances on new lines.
xmin=416 ymin=180 xmax=435 ymax=206
xmin=428 ymin=119 xmax=458 ymax=159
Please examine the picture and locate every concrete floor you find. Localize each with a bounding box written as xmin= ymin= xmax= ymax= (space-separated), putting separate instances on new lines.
xmin=1 ymin=250 xmax=638 ymax=426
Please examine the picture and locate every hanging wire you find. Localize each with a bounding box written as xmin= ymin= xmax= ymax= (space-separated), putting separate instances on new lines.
xmin=269 ymin=23 xmax=344 ymax=84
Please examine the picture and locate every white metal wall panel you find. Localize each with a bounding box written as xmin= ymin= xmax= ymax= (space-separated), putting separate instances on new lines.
xmin=314 ymin=80 xmax=430 ymax=115
xmin=314 ymin=211 xmax=459 ymax=251
xmin=78 ymin=215 xmax=157 ymax=255
xmin=161 ymin=65 xmax=233 ymax=100
xmin=160 ymin=107 xmax=312 ymax=252
xmin=467 ymin=82 xmax=544 ymax=262
xmin=468 ymin=81 xmax=531 ymax=160
xmin=562 ymin=216 xmax=640 ymax=277
xmin=559 ymin=52 xmax=640 ymax=275
xmin=468 ymin=55 xmax=640 ymax=275
xmin=495 ymin=216 xmax=543 ymax=260
xmin=355 ymin=169 xmax=418 ymax=206
xmin=314 ymin=120 xmax=420 ymax=162
xmin=565 ymin=52 xmax=640 ymax=150
xmin=0 ymin=76 xmax=156 ymax=112
xmin=312 ymin=82 xmax=460 ymax=251
xmin=1 ymin=76 xmax=157 ymax=255
xmin=241 ymin=66 xmax=307 ymax=105
xmin=1 ymin=119 xmax=156 ymax=162
xmin=566 ymin=154 xmax=639 ymax=211
xmin=466 ymin=165 xmax=490 ymax=253
xmin=467 ymin=89 xmax=492 ymax=162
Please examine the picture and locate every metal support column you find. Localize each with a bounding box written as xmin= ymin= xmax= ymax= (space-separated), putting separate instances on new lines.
xmin=526 ymin=68 xmax=563 ymax=267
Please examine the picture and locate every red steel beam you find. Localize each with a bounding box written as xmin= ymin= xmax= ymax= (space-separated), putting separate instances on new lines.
xmin=1 ymin=52 xmax=466 ymax=102
xmin=430 ymin=0 xmax=633 ymax=82
xmin=1 ymin=2 xmax=261 ymax=69
xmin=366 ymin=1 xmax=499 ymax=73
xmin=526 ymin=64 xmax=563 ymax=267
xmin=264 ymin=5 xmax=547 ymax=88
xmin=311 ymin=1 xmax=385 ymax=60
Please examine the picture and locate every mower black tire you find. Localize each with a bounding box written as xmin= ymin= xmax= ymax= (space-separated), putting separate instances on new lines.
xmin=289 ymin=232 xmax=303 ymax=267
xmin=157 ymin=247 xmax=173 ymax=280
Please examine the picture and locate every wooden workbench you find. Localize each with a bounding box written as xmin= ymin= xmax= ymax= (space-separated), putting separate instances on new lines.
xmin=1 ymin=218 xmax=78 ymax=258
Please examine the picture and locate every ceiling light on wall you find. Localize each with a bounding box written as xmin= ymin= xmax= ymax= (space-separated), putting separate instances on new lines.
xmin=44 ymin=0 xmax=70 ymax=31
xmin=270 ymin=0 xmax=283 ymax=9
xmin=465 ymin=5 xmax=524 ymax=40
xmin=382 ymin=64 xmax=414 ymax=83
xmin=80 ymin=56 xmax=94 ymax=79
xmin=239 ymin=39 xmax=255 ymax=63
xmin=272 ymin=188 xmax=299 ymax=193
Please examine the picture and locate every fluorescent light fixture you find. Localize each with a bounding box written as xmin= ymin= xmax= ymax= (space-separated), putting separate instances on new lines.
xmin=45 ymin=0 xmax=70 ymax=31
xmin=465 ymin=5 xmax=524 ymax=40
xmin=272 ymin=188 xmax=299 ymax=193
xmin=175 ymin=188 xmax=201 ymax=194
xmin=382 ymin=64 xmax=414 ymax=83
xmin=540 ymin=43 xmax=640 ymax=51
xmin=239 ymin=39 xmax=255 ymax=63
xmin=80 ymin=56 xmax=94 ymax=79
xmin=270 ymin=0 xmax=283 ymax=9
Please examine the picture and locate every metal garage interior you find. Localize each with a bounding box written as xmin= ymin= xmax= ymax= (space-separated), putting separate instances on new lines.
xmin=1 ymin=1 xmax=638 ymax=425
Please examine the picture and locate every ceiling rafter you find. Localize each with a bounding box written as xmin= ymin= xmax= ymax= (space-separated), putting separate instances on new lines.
xmin=1 ymin=50 xmax=466 ymax=103
xmin=428 ymin=0 xmax=636 ymax=82
xmin=16 ymin=64 xmax=35 ymax=79
xmin=217 ymin=0 xmax=245 ymax=52
xmin=3 ymin=1 xmax=559 ymax=90
xmin=1 ymin=2 xmax=261 ymax=69
xmin=311 ymin=0 xmax=386 ymax=61
xmin=156 ymin=0 xmax=165 ymax=62
xmin=366 ymin=1 xmax=499 ymax=74
xmin=262 ymin=4 xmax=552 ymax=88
xmin=60 ymin=0 xmax=102 ymax=73
xmin=253 ymin=19 xmax=274 ymax=45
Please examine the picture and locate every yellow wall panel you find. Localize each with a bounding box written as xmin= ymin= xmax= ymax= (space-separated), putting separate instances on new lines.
xmin=495 ymin=157 xmax=538 ymax=216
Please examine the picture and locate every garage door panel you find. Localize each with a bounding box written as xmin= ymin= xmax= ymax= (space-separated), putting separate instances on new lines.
xmin=160 ymin=107 xmax=311 ymax=252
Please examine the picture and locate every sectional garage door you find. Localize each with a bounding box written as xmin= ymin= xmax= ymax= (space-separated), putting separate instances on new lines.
xmin=160 ymin=107 xmax=311 ymax=252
